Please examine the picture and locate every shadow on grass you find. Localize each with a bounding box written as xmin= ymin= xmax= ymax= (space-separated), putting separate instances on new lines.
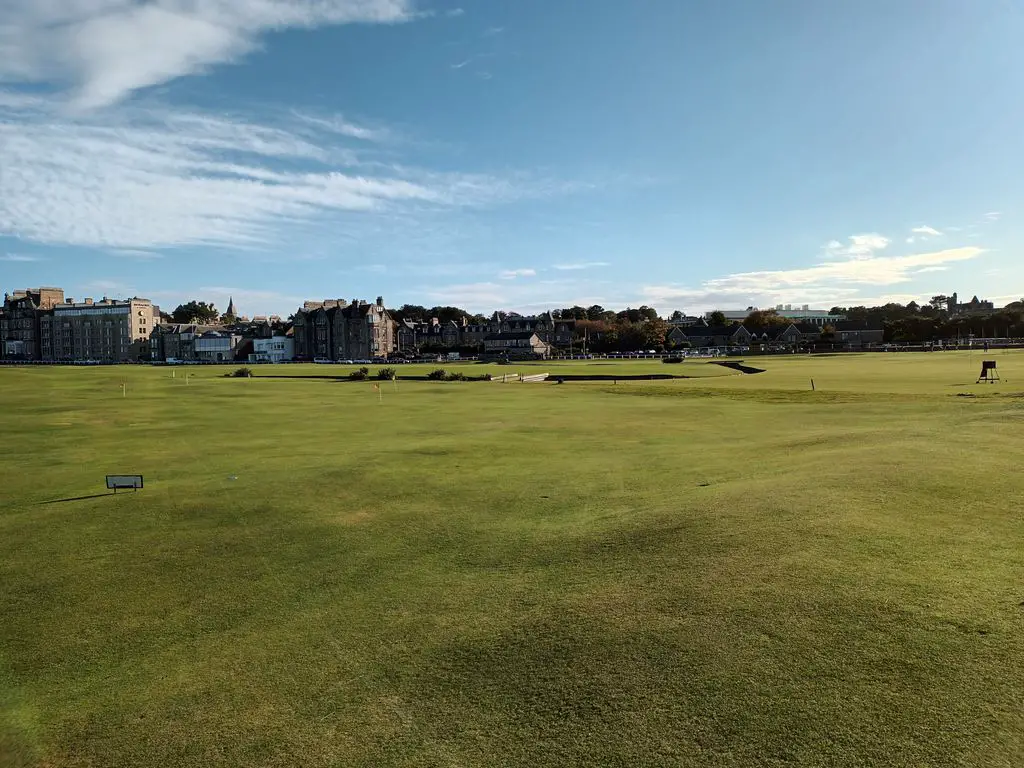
xmin=38 ymin=492 xmax=117 ymax=505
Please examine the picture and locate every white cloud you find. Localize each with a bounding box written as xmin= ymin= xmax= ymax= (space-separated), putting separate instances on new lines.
xmin=984 ymin=211 xmax=1002 ymax=221
xmin=906 ymin=224 xmax=944 ymax=244
xmin=446 ymin=8 xmax=466 ymax=17
xmin=641 ymin=246 xmax=985 ymax=310
xmin=0 ymin=98 xmax=559 ymax=250
xmin=553 ymin=261 xmax=609 ymax=271
xmin=499 ymin=268 xmax=536 ymax=280
xmin=822 ymin=233 xmax=890 ymax=261
xmin=0 ymin=0 xmax=419 ymax=109
xmin=1 ymin=253 xmax=42 ymax=262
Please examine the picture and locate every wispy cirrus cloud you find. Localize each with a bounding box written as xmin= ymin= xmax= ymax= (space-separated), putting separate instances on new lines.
xmin=0 ymin=0 xmax=421 ymax=109
xmin=0 ymin=96 xmax=569 ymax=251
xmin=109 ymin=248 xmax=163 ymax=260
xmin=1 ymin=253 xmax=43 ymax=262
xmin=291 ymin=111 xmax=388 ymax=142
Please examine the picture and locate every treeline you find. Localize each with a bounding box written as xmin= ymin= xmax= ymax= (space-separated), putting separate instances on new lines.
xmin=830 ymin=296 xmax=1024 ymax=342
xmin=167 ymin=295 xmax=1024 ymax=347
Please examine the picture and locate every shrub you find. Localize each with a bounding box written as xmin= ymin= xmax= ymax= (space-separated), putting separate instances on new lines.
xmin=377 ymin=367 xmax=397 ymax=381
xmin=349 ymin=368 xmax=369 ymax=381
xmin=230 ymin=366 xmax=254 ymax=377
xmin=427 ymin=368 xmax=447 ymax=380
xmin=444 ymin=371 xmax=467 ymax=381
xmin=663 ymin=356 xmax=684 ymax=364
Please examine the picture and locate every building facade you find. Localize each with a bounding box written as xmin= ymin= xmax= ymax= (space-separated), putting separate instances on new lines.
xmin=193 ymin=330 xmax=244 ymax=362
xmin=0 ymin=287 xmax=65 ymax=360
xmin=149 ymin=323 xmax=222 ymax=361
xmin=38 ymin=296 xmax=158 ymax=362
xmin=668 ymin=324 xmax=752 ymax=348
xmin=292 ymin=297 xmax=395 ymax=361
xmin=947 ymin=293 xmax=994 ymax=316
xmin=483 ymin=332 xmax=551 ymax=359
xmin=250 ymin=336 xmax=294 ymax=363
xmin=834 ymin=321 xmax=884 ymax=349
xmin=394 ymin=312 xmax=576 ymax=354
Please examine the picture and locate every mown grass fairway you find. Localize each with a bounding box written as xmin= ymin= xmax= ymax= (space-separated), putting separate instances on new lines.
xmin=2 ymin=353 xmax=1024 ymax=767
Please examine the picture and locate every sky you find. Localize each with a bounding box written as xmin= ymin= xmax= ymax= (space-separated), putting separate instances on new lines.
xmin=1 ymin=0 xmax=1023 ymax=318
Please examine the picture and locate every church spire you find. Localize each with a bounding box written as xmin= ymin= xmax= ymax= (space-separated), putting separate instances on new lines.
xmin=226 ymin=296 xmax=236 ymax=317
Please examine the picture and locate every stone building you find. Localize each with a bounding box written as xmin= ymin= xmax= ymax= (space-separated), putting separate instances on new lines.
xmin=292 ymin=297 xmax=395 ymax=360
xmin=150 ymin=323 xmax=223 ymax=361
xmin=492 ymin=312 xmax=575 ymax=346
xmin=483 ymin=331 xmax=551 ymax=360
xmin=0 ymin=287 xmax=65 ymax=360
xmin=394 ymin=312 xmax=576 ymax=355
xmin=947 ymin=293 xmax=995 ymax=316
xmin=667 ymin=324 xmax=752 ymax=348
xmin=40 ymin=297 xmax=159 ymax=362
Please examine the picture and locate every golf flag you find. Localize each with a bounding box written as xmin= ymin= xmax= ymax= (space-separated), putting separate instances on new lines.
xmin=372 ymin=383 xmax=380 ymax=391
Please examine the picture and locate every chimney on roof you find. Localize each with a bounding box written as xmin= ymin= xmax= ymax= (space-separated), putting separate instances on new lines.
xmin=376 ymin=296 xmax=383 ymax=307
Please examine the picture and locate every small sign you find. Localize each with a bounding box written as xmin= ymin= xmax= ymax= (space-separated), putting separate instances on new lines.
xmin=106 ymin=475 xmax=143 ymax=491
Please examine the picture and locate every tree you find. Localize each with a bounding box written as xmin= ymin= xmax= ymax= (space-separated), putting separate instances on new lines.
xmin=171 ymin=301 xmax=218 ymax=324
xmin=429 ymin=306 xmax=470 ymax=324
xmin=708 ymin=311 xmax=726 ymax=326
xmin=929 ymin=295 xmax=949 ymax=314
xmin=391 ymin=304 xmax=430 ymax=324
xmin=556 ymin=306 xmax=589 ymax=320
xmin=668 ymin=310 xmax=686 ymax=322
xmin=640 ymin=318 xmax=669 ymax=348
xmin=744 ymin=309 xmax=789 ymax=327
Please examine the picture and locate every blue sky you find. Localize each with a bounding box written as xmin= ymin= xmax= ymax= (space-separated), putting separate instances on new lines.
xmin=1 ymin=0 xmax=1022 ymax=317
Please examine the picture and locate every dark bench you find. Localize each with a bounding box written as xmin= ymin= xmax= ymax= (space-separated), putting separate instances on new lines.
xmin=106 ymin=475 xmax=143 ymax=492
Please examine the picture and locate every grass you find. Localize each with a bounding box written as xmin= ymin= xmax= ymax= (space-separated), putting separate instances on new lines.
xmin=2 ymin=353 xmax=1024 ymax=766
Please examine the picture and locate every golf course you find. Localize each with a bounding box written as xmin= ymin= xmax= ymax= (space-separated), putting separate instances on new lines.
xmin=2 ymin=351 xmax=1023 ymax=767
